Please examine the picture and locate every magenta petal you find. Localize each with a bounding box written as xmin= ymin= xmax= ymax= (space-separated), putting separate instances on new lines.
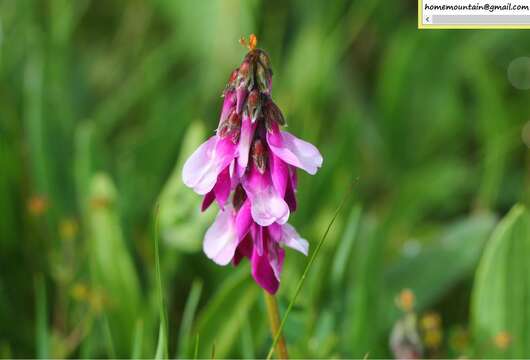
xmin=201 ymin=191 xmax=215 ymax=212
xmin=270 ymin=152 xmax=289 ymax=197
xmin=251 ymin=224 xmax=264 ymax=256
xmin=267 ymin=240 xmax=285 ymax=281
xmin=267 ymin=223 xmax=282 ymax=243
xmin=235 ymin=200 xmax=252 ymax=240
xmin=237 ymin=113 xmax=255 ymax=169
xmin=251 ymin=246 xmax=279 ymax=294
xmin=203 ymin=207 xmax=238 ymax=265
xmin=182 ymin=136 xmax=237 ymax=195
xmin=236 ymin=86 xmax=248 ymax=114
xmin=213 ymin=166 xmax=231 ymax=208
xmin=233 ymin=235 xmax=253 ymax=266
xmin=242 ymin=165 xmax=290 ymax=226
xmin=182 ymin=136 xmax=218 ymax=194
xmin=284 ymin=179 xmax=297 ymax=212
xmin=267 ymin=130 xmax=323 ymax=175
xmin=219 ymin=91 xmax=236 ymax=125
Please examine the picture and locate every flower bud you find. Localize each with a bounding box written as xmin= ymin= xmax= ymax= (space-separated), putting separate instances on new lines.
xmin=263 ymin=98 xmax=286 ymax=130
xmin=223 ymin=68 xmax=239 ymax=95
xmin=251 ymin=139 xmax=267 ymax=174
xmin=232 ymin=184 xmax=246 ymax=210
xmin=256 ymin=62 xmax=271 ymax=94
xmin=246 ymin=90 xmax=262 ymax=123
xmin=217 ymin=110 xmax=241 ymax=143
xmin=257 ymin=50 xmax=271 ymax=73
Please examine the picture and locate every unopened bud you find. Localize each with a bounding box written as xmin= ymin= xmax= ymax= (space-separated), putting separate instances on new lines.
xmin=258 ymin=50 xmax=271 ymax=73
xmin=218 ymin=111 xmax=241 ymax=143
xmin=264 ymin=99 xmax=285 ymax=129
xmin=256 ymin=62 xmax=271 ymax=94
xmin=232 ymin=185 xmax=247 ymax=209
xmin=252 ymin=139 xmax=267 ymax=174
xmin=223 ymin=68 xmax=239 ymax=95
xmin=246 ymin=90 xmax=262 ymax=123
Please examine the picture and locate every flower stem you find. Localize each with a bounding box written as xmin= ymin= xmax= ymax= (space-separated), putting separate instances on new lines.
xmin=263 ymin=291 xmax=289 ymax=359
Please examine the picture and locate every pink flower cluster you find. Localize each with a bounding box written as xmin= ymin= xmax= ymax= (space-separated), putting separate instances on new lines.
xmin=182 ymin=45 xmax=322 ymax=294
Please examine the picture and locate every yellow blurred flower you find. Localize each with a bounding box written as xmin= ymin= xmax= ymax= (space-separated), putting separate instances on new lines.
xmin=396 ymin=288 xmax=415 ymax=312
xmin=424 ymin=329 xmax=443 ymax=349
xmin=421 ymin=312 xmax=443 ymax=349
xmin=27 ymin=195 xmax=48 ymax=216
xmin=494 ymin=331 xmax=511 ymax=350
xmin=59 ymin=218 xmax=78 ymax=240
xmin=71 ymin=283 xmax=89 ymax=301
xmin=421 ymin=312 xmax=441 ymax=331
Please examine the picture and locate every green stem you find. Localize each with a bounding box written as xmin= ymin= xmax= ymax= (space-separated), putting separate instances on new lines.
xmin=263 ymin=291 xmax=289 ymax=359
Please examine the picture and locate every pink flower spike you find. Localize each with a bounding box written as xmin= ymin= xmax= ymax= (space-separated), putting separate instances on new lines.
xmin=182 ymin=39 xmax=323 ymax=294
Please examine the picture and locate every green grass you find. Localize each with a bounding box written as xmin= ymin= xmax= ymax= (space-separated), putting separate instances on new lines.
xmin=1 ymin=0 xmax=530 ymax=358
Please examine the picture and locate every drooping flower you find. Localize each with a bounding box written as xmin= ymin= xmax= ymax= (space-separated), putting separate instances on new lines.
xmin=182 ymin=34 xmax=322 ymax=294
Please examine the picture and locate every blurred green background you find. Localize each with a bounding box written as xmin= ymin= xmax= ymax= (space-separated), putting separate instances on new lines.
xmin=1 ymin=0 xmax=530 ymax=358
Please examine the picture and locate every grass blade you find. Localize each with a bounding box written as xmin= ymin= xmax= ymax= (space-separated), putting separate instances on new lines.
xmin=194 ymin=334 xmax=199 ymax=359
xmin=177 ymin=279 xmax=203 ymax=358
xmin=34 ymin=275 xmax=49 ymax=359
xmin=131 ymin=319 xmax=144 ymax=359
xmin=154 ymin=206 xmax=168 ymax=359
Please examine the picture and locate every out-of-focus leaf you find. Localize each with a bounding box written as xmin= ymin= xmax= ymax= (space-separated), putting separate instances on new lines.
xmin=331 ymin=204 xmax=362 ymax=289
xmin=103 ymin=315 xmax=116 ymax=358
xmin=154 ymin=209 xmax=168 ymax=360
xmin=193 ymin=267 xmax=258 ymax=359
xmin=177 ymin=279 xmax=203 ymax=358
xmin=158 ymin=122 xmax=215 ymax=252
xmin=154 ymin=321 xmax=167 ymax=360
xmin=240 ymin=318 xmax=255 ymax=359
xmin=131 ymin=319 xmax=144 ymax=359
xmin=385 ymin=212 xmax=497 ymax=324
xmin=344 ymin=214 xmax=386 ymax=358
xmin=34 ymin=275 xmax=49 ymax=359
xmin=471 ymin=204 xmax=530 ymax=358
xmin=87 ymin=173 xmax=141 ymax=356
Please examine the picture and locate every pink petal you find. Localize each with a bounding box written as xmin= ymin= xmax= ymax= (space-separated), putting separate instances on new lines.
xmin=267 ymin=129 xmax=323 ymax=175
xmin=284 ymin=176 xmax=297 ymax=212
xmin=280 ymin=223 xmax=309 ymax=256
xmin=252 ymin=225 xmax=264 ymax=256
xmin=237 ymin=113 xmax=256 ymax=170
xmin=182 ymin=136 xmax=237 ymax=195
xmin=242 ymin=165 xmax=290 ymax=227
xmin=232 ymin=235 xmax=253 ymax=266
xmin=219 ymin=92 xmax=236 ymax=125
xmin=213 ymin=166 xmax=231 ymax=208
xmin=201 ymin=191 xmax=215 ymax=212
xmin=235 ymin=200 xmax=252 ymax=240
xmin=268 ymin=241 xmax=285 ymax=281
xmin=251 ymin=246 xmax=279 ymax=294
xmin=236 ymin=86 xmax=248 ymax=114
xmin=267 ymin=223 xmax=282 ymax=243
xmin=203 ymin=207 xmax=238 ymax=265
xmin=270 ymin=152 xmax=289 ymax=197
